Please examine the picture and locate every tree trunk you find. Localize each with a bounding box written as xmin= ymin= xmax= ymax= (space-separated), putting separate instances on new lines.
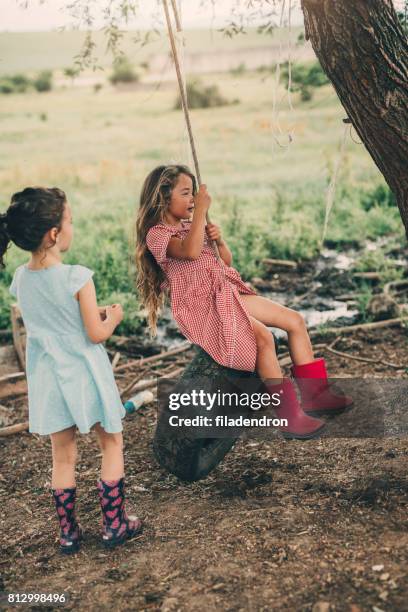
xmin=152 ymin=345 xmax=267 ymax=481
xmin=301 ymin=0 xmax=408 ymax=238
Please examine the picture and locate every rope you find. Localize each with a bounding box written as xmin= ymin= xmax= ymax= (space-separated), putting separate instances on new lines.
xmin=270 ymin=0 xmax=294 ymax=150
xmin=172 ymin=1 xmax=192 ymax=168
xmin=320 ymin=121 xmax=349 ymax=247
xmin=162 ymin=0 xmax=222 ymax=263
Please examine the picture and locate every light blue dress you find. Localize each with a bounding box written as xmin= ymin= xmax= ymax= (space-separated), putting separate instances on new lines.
xmin=9 ymin=263 xmax=126 ymax=435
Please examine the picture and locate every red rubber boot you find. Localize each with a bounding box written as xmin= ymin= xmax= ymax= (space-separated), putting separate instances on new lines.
xmin=264 ymin=378 xmax=326 ymax=440
xmin=290 ymin=357 xmax=353 ymax=417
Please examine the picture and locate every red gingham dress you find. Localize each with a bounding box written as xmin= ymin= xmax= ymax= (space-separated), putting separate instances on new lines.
xmin=146 ymin=220 xmax=258 ymax=371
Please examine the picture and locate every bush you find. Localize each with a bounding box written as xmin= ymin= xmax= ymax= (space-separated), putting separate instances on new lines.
xmin=109 ymin=56 xmax=139 ymax=85
xmin=0 ymin=73 xmax=30 ymax=94
xmin=300 ymin=85 xmax=312 ymax=102
xmin=281 ymin=60 xmax=329 ymax=91
xmin=33 ymin=70 xmax=53 ymax=92
xmin=230 ymin=63 xmax=246 ymax=77
xmin=0 ymin=79 xmax=14 ymax=94
xmin=360 ymin=184 xmax=397 ymax=211
xmin=0 ymin=282 xmax=14 ymax=329
xmin=64 ymin=66 xmax=80 ymax=82
xmin=175 ymin=80 xmax=234 ymax=110
xmin=10 ymin=74 xmax=30 ymax=93
xmin=223 ymin=199 xmax=269 ymax=279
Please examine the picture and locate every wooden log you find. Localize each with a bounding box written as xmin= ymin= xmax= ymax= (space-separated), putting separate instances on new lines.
xmin=0 ymin=421 xmax=29 ymax=437
xmin=352 ymin=272 xmax=381 ymax=281
xmin=310 ymin=316 xmax=408 ymax=336
xmin=112 ymin=352 xmax=121 ymax=370
xmin=152 ymin=343 xmax=276 ymax=482
xmin=323 ymin=345 xmax=404 ymax=369
xmin=261 ymin=258 xmax=297 ymax=269
xmin=251 ymin=278 xmax=286 ymax=292
xmin=10 ymin=304 xmax=26 ymax=371
xmin=384 ymin=279 xmax=408 ymax=298
xmin=115 ymin=342 xmax=191 ymax=373
xmin=0 ymin=372 xmax=25 ymax=384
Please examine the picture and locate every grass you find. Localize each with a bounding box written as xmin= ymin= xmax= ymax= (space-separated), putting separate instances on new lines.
xmin=0 ymin=44 xmax=405 ymax=333
xmin=0 ymin=27 xmax=304 ymax=73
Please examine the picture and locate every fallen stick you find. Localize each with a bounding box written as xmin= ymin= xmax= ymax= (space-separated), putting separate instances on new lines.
xmin=323 ymin=345 xmax=404 ymax=369
xmin=335 ymin=293 xmax=362 ymax=301
xmin=384 ymin=279 xmax=408 ymax=298
xmin=124 ymin=367 xmax=186 ymax=394
xmin=112 ymin=352 xmax=121 ymax=370
xmin=262 ymin=258 xmax=297 ymax=269
xmin=310 ymin=316 xmax=408 ymax=336
xmin=120 ymin=370 xmax=149 ymax=399
xmin=277 ymin=343 xmax=328 ymax=364
xmin=0 ymin=371 xmax=26 ymax=384
xmin=353 ymin=272 xmax=381 ymax=281
xmin=114 ymin=342 xmax=191 ymax=373
xmin=0 ymin=421 xmax=29 ymax=437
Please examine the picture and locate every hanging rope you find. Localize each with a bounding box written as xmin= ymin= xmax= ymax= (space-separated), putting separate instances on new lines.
xmin=171 ymin=1 xmax=192 ymax=168
xmin=162 ymin=0 xmax=222 ymax=263
xmin=270 ymin=0 xmax=294 ymax=150
xmin=320 ymin=120 xmax=349 ymax=247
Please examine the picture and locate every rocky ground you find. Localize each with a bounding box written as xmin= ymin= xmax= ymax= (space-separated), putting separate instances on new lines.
xmin=0 ymin=243 xmax=407 ymax=612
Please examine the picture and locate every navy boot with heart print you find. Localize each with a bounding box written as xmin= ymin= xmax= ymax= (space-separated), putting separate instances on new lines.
xmin=97 ymin=477 xmax=143 ymax=549
xmin=52 ymin=487 xmax=83 ymax=554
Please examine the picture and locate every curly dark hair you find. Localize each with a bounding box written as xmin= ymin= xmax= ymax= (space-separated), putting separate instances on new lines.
xmin=0 ymin=186 xmax=66 ymax=268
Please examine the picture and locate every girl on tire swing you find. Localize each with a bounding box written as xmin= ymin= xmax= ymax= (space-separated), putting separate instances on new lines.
xmin=135 ymin=164 xmax=353 ymax=439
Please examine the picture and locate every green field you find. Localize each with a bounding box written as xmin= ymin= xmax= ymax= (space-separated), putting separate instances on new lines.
xmin=0 ymin=29 xmax=404 ymax=332
xmin=0 ymin=27 xmax=303 ymax=72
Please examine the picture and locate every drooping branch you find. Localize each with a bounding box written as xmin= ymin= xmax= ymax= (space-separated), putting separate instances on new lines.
xmin=301 ymin=0 xmax=408 ymax=239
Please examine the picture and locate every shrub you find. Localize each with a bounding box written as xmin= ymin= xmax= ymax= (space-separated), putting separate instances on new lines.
xmin=300 ymin=85 xmax=312 ymax=102
xmin=0 ymin=79 xmax=14 ymax=94
xmin=109 ymin=56 xmax=139 ymax=84
xmin=223 ymin=199 xmax=269 ymax=279
xmin=33 ymin=70 xmax=53 ymax=92
xmin=360 ymin=184 xmax=397 ymax=211
xmin=0 ymin=283 xmax=13 ymax=329
xmin=9 ymin=74 xmax=30 ymax=93
xmin=0 ymin=73 xmax=30 ymax=94
xmin=174 ymin=80 xmax=233 ymax=110
xmin=230 ymin=63 xmax=246 ymax=77
xmin=281 ymin=60 xmax=329 ymax=92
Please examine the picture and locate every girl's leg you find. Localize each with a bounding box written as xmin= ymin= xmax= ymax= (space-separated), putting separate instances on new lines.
xmin=93 ymin=423 xmax=124 ymax=481
xmin=50 ymin=426 xmax=77 ymax=489
xmin=241 ymin=294 xmax=314 ymax=365
xmin=93 ymin=423 xmax=143 ymax=547
xmin=249 ymin=315 xmax=283 ymax=382
xmin=249 ymin=315 xmax=325 ymax=437
xmin=50 ymin=427 xmax=82 ymax=553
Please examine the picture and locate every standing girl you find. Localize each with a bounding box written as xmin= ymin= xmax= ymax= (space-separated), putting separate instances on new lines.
xmin=135 ymin=165 xmax=352 ymax=439
xmin=0 ymin=187 xmax=142 ymax=553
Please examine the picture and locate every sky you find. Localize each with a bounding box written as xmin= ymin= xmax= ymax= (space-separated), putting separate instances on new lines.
xmin=0 ymin=0 xmax=404 ymax=33
xmin=0 ymin=0 xmax=305 ymax=31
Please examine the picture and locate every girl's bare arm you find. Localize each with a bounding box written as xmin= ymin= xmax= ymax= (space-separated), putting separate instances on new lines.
xmin=77 ymin=279 xmax=123 ymax=343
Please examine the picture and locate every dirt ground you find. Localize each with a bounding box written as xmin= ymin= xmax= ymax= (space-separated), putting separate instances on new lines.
xmin=0 ymin=325 xmax=407 ymax=612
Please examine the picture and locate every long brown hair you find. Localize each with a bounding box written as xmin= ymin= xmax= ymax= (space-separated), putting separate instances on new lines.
xmin=135 ymin=164 xmax=197 ymax=336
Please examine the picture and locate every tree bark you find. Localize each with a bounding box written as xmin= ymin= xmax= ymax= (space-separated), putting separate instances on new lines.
xmin=301 ymin=0 xmax=408 ymax=238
